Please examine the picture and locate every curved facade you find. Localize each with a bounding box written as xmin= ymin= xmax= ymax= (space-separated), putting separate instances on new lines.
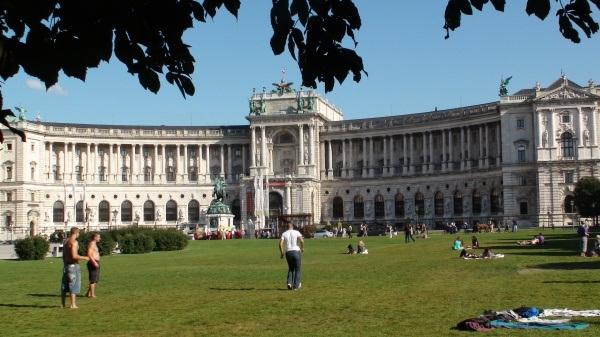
xmin=1 ymin=76 xmax=599 ymax=237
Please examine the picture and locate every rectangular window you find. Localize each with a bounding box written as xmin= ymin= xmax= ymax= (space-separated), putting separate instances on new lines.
xmin=561 ymin=114 xmax=571 ymax=123
xmin=517 ymin=149 xmax=526 ymax=162
xmin=6 ymin=166 xmax=12 ymax=180
xmin=564 ymin=171 xmax=574 ymax=184
xmin=99 ymin=166 xmax=106 ymax=181
xmin=75 ymin=148 xmax=81 ymax=156
xmin=516 ymin=118 xmax=525 ymax=129
xmin=6 ymin=192 xmax=12 ymax=202
xmin=31 ymin=193 xmax=35 ymax=202
xmin=519 ymin=176 xmax=527 ymax=186
xmin=520 ymin=202 xmax=528 ymax=215
xmin=7 ymin=143 xmax=12 ymax=151
xmin=75 ymin=166 xmax=83 ymax=181
xmin=121 ymin=167 xmax=128 ymax=182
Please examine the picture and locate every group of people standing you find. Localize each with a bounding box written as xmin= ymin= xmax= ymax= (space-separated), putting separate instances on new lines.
xmin=60 ymin=227 xmax=101 ymax=309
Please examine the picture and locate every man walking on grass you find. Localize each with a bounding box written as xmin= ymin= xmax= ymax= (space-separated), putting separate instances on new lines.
xmin=279 ymin=222 xmax=304 ymax=290
xmin=86 ymin=233 xmax=101 ymax=298
xmin=61 ymin=227 xmax=89 ymax=309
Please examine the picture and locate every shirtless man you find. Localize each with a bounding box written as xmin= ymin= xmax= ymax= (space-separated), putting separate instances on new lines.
xmin=86 ymin=233 xmax=101 ymax=298
xmin=61 ymin=227 xmax=89 ymax=309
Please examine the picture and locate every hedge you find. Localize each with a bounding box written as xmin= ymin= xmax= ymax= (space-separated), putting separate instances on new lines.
xmin=119 ymin=233 xmax=155 ymax=254
xmin=14 ymin=236 xmax=50 ymax=260
xmin=110 ymin=227 xmax=188 ymax=253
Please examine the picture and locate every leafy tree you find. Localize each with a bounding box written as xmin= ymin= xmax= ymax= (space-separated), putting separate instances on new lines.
xmin=0 ymin=0 xmax=364 ymax=141
xmin=444 ymin=0 xmax=600 ymax=43
xmin=573 ymin=176 xmax=600 ymax=225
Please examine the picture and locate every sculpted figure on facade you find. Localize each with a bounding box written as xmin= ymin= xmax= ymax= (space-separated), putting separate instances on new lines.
xmin=542 ymin=129 xmax=549 ymax=147
xmin=156 ymin=209 xmax=162 ymax=222
xmin=583 ymin=129 xmax=590 ymax=146
xmin=134 ymin=211 xmax=140 ymax=223
xmin=303 ymin=148 xmax=309 ymax=165
xmin=168 ymin=156 xmax=174 ymax=168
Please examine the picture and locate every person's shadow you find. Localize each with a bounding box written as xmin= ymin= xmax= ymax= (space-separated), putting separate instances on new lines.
xmin=0 ymin=303 xmax=56 ymax=308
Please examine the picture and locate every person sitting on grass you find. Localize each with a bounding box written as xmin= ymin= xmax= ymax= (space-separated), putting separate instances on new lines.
xmin=517 ymin=233 xmax=544 ymax=246
xmin=346 ymin=244 xmax=355 ymax=255
xmin=471 ymin=236 xmax=480 ymax=249
xmin=452 ymin=237 xmax=464 ymax=250
xmin=357 ymin=240 xmax=368 ymax=254
xmin=481 ymin=248 xmax=504 ymax=259
xmin=593 ymin=235 xmax=600 ymax=256
xmin=459 ymin=249 xmax=479 ymax=259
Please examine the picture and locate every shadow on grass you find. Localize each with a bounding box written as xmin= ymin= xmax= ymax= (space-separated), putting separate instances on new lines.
xmin=0 ymin=303 xmax=56 ymax=308
xmin=529 ymin=261 xmax=600 ymax=270
xmin=209 ymin=287 xmax=288 ymax=291
xmin=543 ymin=280 xmax=600 ymax=284
xmin=27 ymin=293 xmax=60 ymax=298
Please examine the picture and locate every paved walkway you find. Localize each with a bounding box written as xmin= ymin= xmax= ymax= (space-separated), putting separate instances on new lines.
xmin=0 ymin=243 xmax=63 ymax=260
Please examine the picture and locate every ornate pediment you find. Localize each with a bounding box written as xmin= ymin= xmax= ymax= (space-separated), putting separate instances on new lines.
xmin=535 ymin=87 xmax=599 ymax=102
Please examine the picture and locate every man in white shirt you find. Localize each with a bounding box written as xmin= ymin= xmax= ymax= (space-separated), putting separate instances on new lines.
xmin=279 ymin=223 xmax=304 ymax=290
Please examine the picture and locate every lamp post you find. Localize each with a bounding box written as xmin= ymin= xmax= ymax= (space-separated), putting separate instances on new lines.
xmin=570 ymin=199 xmax=576 ymax=229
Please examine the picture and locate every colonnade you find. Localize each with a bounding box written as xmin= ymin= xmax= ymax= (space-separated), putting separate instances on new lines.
xmin=320 ymin=122 xmax=501 ymax=179
xmin=44 ymin=142 xmax=249 ymax=184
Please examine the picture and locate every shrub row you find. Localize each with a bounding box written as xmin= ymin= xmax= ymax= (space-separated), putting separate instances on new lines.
xmin=14 ymin=236 xmax=50 ymax=260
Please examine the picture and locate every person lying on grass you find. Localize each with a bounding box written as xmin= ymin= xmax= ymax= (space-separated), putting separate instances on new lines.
xmin=517 ymin=233 xmax=544 ymax=246
xmin=345 ymin=244 xmax=355 ymax=255
xmin=481 ymin=248 xmax=504 ymax=259
xmin=459 ymin=249 xmax=479 ymax=259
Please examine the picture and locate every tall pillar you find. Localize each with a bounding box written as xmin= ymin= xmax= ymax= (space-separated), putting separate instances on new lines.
xmin=382 ymin=136 xmax=388 ymax=176
xmin=154 ymin=144 xmax=159 ymax=182
xmin=402 ymin=134 xmax=407 ymax=175
xmin=429 ymin=132 xmax=434 ymax=173
xmin=299 ymin=124 xmax=305 ymax=167
xmin=116 ymin=144 xmax=121 ymax=182
xmin=183 ymin=145 xmax=188 ymax=182
xmin=448 ymin=129 xmax=454 ymax=170
xmin=220 ymin=144 xmax=225 ymax=177
xmin=362 ymin=137 xmax=367 ymax=178
xmin=63 ymin=143 xmax=68 ymax=181
xmin=162 ymin=144 xmax=167 ymax=182
xmin=478 ymin=125 xmax=484 ymax=168
xmin=48 ymin=142 xmax=53 ymax=181
xmin=86 ymin=143 xmax=91 ymax=181
xmin=591 ymin=108 xmax=598 ymax=146
xmin=71 ymin=143 xmax=76 ymax=182
xmin=327 ymin=140 xmax=333 ymax=177
xmin=389 ymin=136 xmax=395 ymax=176
xmin=341 ymin=139 xmax=346 ymax=177
xmin=409 ymin=134 xmax=414 ymax=174
xmin=348 ymin=139 xmax=353 ymax=178
xmin=260 ymin=127 xmax=266 ymax=168
xmin=441 ymin=130 xmax=447 ymax=172
xmin=250 ymin=127 xmax=256 ymax=167
xmin=227 ymin=144 xmax=232 ymax=181
xmin=94 ymin=144 xmax=99 ymax=183
xmin=460 ymin=127 xmax=465 ymax=171
xmin=309 ymin=124 xmax=315 ymax=166
xmin=242 ymin=144 xmax=246 ymax=177
xmin=484 ymin=124 xmax=490 ymax=168
xmin=422 ymin=133 xmax=427 ymax=173
xmin=205 ymin=144 xmax=211 ymax=182
xmin=285 ymin=183 xmax=292 ymax=215
xmin=368 ymin=137 xmax=374 ymax=177
xmin=466 ymin=127 xmax=471 ymax=169
xmin=138 ymin=145 xmax=144 ymax=182
xmin=496 ymin=122 xmax=501 ymax=164
xmin=320 ymin=141 xmax=326 ymax=178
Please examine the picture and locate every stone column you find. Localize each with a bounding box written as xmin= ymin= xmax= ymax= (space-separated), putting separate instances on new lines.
xmin=261 ymin=127 xmax=266 ymax=168
xmin=116 ymin=144 xmax=121 ymax=182
xmin=205 ymin=144 xmax=211 ymax=182
xmin=368 ymin=137 xmax=374 ymax=177
xmin=402 ymin=135 xmax=407 ymax=175
xmin=478 ymin=125 xmax=484 ymax=168
xmin=362 ymin=137 xmax=367 ymax=177
xmin=484 ymin=124 xmax=490 ymax=168
xmin=429 ymin=132 xmax=434 ymax=173
xmin=466 ymin=127 xmax=471 ymax=169
xmin=250 ymin=127 xmax=256 ymax=167
xmin=422 ymin=133 xmax=427 ymax=173
xmin=138 ymin=145 xmax=144 ymax=182
xmin=389 ymin=136 xmax=395 ymax=176
xmin=48 ymin=142 xmax=53 ymax=181
xmin=71 ymin=143 xmax=77 ymax=182
xmin=183 ymin=145 xmax=188 ymax=182
xmin=409 ymin=133 xmax=414 ymax=174
xmin=441 ymin=130 xmax=447 ymax=172
xmin=242 ymin=144 xmax=247 ymax=177
xmin=86 ymin=143 xmax=91 ymax=181
xmin=460 ymin=127 xmax=465 ymax=171
xmin=496 ymin=123 xmax=501 ymax=164
xmin=63 ymin=143 xmax=68 ymax=181
xmin=341 ymin=139 xmax=346 ymax=177
xmin=219 ymin=144 xmax=225 ymax=177
xmin=448 ymin=129 xmax=454 ymax=171
xmin=162 ymin=144 xmax=167 ymax=182
xmin=382 ymin=136 xmax=388 ymax=176
xmin=299 ymin=124 xmax=304 ymax=167
xmin=309 ymin=124 xmax=315 ymax=166
xmin=227 ymin=144 xmax=233 ymax=181
xmin=348 ymin=139 xmax=353 ymax=178
xmin=591 ymin=108 xmax=597 ymax=146
xmin=285 ymin=183 xmax=292 ymax=215
xmin=320 ymin=141 xmax=326 ymax=178
xmin=94 ymin=143 xmax=99 ymax=183
xmin=327 ymin=140 xmax=333 ymax=177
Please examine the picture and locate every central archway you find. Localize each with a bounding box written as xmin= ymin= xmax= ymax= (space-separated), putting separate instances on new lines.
xmin=269 ymin=192 xmax=283 ymax=219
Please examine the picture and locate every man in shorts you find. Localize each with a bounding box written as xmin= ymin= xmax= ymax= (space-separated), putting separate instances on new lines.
xmin=61 ymin=227 xmax=89 ymax=309
xmin=86 ymin=233 xmax=101 ymax=298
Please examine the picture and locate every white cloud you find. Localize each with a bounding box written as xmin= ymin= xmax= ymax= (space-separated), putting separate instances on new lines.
xmin=25 ymin=78 xmax=68 ymax=96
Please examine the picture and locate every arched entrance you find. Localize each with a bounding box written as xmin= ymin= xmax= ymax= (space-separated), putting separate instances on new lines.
xmin=269 ymin=192 xmax=283 ymax=219
xmin=272 ymin=131 xmax=297 ymax=175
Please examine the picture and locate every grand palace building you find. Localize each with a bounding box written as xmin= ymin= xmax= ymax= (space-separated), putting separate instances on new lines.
xmin=1 ymin=75 xmax=599 ymax=237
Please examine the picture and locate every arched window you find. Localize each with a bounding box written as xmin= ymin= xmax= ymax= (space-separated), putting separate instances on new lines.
xmin=564 ymin=195 xmax=576 ymax=213
xmin=166 ymin=200 xmax=177 ymax=221
xmin=395 ymin=193 xmax=404 ymax=217
xmin=472 ymin=190 xmax=482 ymax=214
xmin=188 ymin=200 xmax=200 ymax=222
xmin=490 ymin=189 xmax=500 ymax=214
xmin=75 ymin=200 xmax=84 ymax=222
xmin=561 ymin=132 xmax=575 ymax=157
xmin=276 ymin=132 xmax=294 ymax=144
xmin=434 ymin=192 xmax=444 ymax=217
xmin=453 ymin=191 xmax=463 ymax=215
xmin=332 ymin=197 xmax=344 ymax=219
xmin=98 ymin=201 xmax=110 ymax=222
xmin=121 ymin=200 xmax=133 ymax=222
xmin=353 ymin=195 xmax=364 ymax=218
xmin=144 ymin=200 xmax=155 ymax=222
xmin=374 ymin=194 xmax=385 ymax=218
xmin=414 ymin=192 xmax=424 ymax=216
xmin=53 ymin=200 xmax=64 ymax=223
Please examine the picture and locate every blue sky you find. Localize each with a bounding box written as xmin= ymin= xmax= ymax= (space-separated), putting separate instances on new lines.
xmin=3 ymin=1 xmax=600 ymax=126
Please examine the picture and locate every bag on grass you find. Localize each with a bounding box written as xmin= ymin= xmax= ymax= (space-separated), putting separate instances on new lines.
xmin=457 ymin=317 xmax=492 ymax=332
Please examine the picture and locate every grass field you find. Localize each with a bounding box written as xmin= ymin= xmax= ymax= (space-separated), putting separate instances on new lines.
xmin=2 ymin=229 xmax=600 ymax=336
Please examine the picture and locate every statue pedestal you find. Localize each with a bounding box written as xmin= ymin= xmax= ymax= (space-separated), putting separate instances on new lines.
xmin=207 ymin=214 xmax=235 ymax=230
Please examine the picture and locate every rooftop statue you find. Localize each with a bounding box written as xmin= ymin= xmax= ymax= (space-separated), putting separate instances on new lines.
xmin=499 ymin=76 xmax=512 ymax=97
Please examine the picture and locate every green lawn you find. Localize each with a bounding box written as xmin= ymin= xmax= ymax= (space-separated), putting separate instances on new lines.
xmin=2 ymin=230 xmax=600 ymax=336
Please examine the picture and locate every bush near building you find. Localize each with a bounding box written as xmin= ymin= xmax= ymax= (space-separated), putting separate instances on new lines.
xmin=14 ymin=236 xmax=50 ymax=260
xmin=110 ymin=227 xmax=188 ymax=254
